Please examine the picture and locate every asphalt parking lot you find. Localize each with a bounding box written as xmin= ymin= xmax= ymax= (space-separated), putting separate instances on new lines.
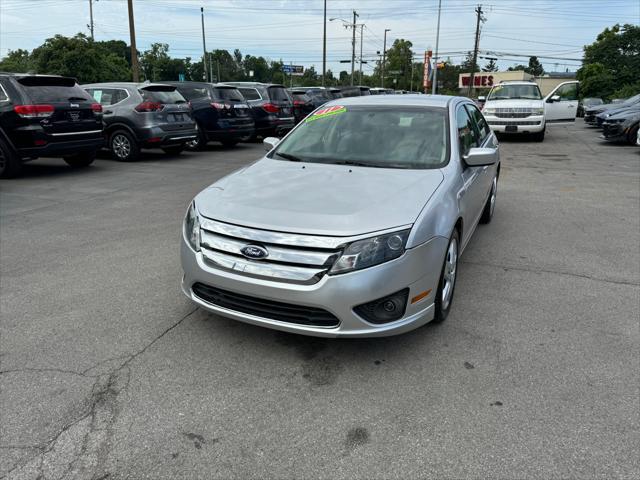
xmin=1 ymin=123 xmax=639 ymax=479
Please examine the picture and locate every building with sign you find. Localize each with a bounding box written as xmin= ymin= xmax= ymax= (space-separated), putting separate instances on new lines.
xmin=458 ymin=71 xmax=576 ymax=96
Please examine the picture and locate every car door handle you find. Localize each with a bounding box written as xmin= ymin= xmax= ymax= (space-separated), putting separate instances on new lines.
xmin=103 ymin=110 xmax=113 ymax=114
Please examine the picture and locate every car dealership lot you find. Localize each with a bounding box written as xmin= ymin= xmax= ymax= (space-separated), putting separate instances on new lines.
xmin=1 ymin=125 xmax=638 ymax=479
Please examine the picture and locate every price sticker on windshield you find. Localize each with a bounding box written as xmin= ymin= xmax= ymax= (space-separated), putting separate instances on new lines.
xmin=306 ymin=105 xmax=346 ymax=123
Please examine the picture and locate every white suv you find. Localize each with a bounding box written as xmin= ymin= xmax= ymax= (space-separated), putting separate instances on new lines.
xmin=481 ymin=80 xmax=579 ymax=142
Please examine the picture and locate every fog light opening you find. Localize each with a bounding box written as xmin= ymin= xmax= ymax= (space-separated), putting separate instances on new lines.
xmin=354 ymin=288 xmax=409 ymax=325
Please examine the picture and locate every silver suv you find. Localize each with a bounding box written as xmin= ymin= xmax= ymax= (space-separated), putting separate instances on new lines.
xmin=83 ymin=82 xmax=197 ymax=161
xmin=181 ymin=95 xmax=500 ymax=337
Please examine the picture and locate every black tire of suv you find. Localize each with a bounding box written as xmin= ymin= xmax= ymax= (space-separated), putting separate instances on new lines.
xmin=532 ymin=129 xmax=545 ymax=142
xmin=109 ymin=130 xmax=140 ymax=162
xmin=221 ymin=139 xmax=239 ymax=147
xmin=161 ymin=145 xmax=185 ymax=155
xmin=64 ymin=150 xmax=96 ymax=168
xmin=627 ymin=124 xmax=639 ymax=145
xmin=0 ymin=138 xmax=22 ymax=179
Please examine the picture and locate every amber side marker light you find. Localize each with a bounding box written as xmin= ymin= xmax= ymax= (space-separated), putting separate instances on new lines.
xmin=411 ymin=289 xmax=432 ymax=304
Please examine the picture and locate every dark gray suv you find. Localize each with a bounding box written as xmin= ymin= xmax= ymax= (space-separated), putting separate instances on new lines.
xmin=83 ymin=82 xmax=197 ymax=161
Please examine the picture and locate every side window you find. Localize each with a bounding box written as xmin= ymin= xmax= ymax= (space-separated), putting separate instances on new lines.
xmin=465 ymin=104 xmax=490 ymax=144
xmin=552 ymin=83 xmax=578 ymax=101
xmin=0 ymin=82 xmax=9 ymax=102
xmin=456 ymin=105 xmax=478 ymax=157
xmin=239 ymin=88 xmax=260 ymax=101
xmin=112 ymin=89 xmax=129 ymax=104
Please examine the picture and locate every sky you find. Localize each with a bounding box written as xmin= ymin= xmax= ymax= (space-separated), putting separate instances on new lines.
xmin=1 ymin=0 xmax=639 ymax=77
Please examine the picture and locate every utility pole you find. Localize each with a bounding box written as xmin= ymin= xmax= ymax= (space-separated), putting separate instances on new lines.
xmin=359 ymin=24 xmax=364 ymax=84
xmin=201 ymin=7 xmax=208 ymax=82
xmin=209 ymin=53 xmax=214 ymax=83
xmin=381 ymin=28 xmax=390 ymax=88
xmin=217 ymin=60 xmax=221 ymax=83
xmin=88 ymin=0 xmax=95 ymax=40
xmin=351 ymin=10 xmax=358 ymax=86
xmin=127 ymin=0 xmax=139 ymax=82
xmin=468 ymin=5 xmax=484 ymax=97
xmin=322 ymin=0 xmax=327 ymax=86
xmin=432 ymin=0 xmax=442 ymax=94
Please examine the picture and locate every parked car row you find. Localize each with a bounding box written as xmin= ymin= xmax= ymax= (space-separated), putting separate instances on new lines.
xmin=583 ymin=93 xmax=640 ymax=145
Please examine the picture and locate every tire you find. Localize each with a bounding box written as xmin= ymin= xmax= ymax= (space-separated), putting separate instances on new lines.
xmin=161 ymin=145 xmax=185 ymax=155
xmin=63 ymin=150 xmax=96 ymax=168
xmin=109 ymin=130 xmax=139 ymax=162
xmin=479 ymin=176 xmax=498 ymax=224
xmin=433 ymin=229 xmax=460 ymax=324
xmin=627 ymin=124 xmax=639 ymax=145
xmin=0 ymin=138 xmax=22 ymax=179
xmin=186 ymin=125 xmax=207 ymax=151
xmin=221 ymin=139 xmax=239 ymax=147
xmin=532 ymin=129 xmax=545 ymax=142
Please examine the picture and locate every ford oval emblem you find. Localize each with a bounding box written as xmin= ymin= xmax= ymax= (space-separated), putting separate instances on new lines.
xmin=240 ymin=245 xmax=269 ymax=260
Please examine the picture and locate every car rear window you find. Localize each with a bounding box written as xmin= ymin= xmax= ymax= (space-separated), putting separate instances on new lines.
xmin=268 ymin=86 xmax=291 ymax=101
xmin=18 ymin=77 xmax=92 ymax=103
xmin=214 ymin=87 xmax=244 ymax=101
xmin=176 ymin=86 xmax=211 ymax=100
xmin=308 ymin=90 xmax=331 ymax=101
xmin=291 ymin=92 xmax=311 ymax=102
xmin=238 ymin=88 xmax=261 ymax=101
xmin=140 ymin=87 xmax=187 ymax=104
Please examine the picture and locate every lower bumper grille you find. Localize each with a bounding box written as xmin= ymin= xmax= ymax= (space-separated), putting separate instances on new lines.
xmin=192 ymin=282 xmax=340 ymax=327
xmin=488 ymin=120 xmax=541 ymax=126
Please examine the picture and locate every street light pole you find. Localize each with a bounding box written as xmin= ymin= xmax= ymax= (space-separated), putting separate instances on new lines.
xmin=88 ymin=0 xmax=95 ymax=40
xmin=432 ymin=0 xmax=442 ymax=94
xmin=322 ymin=0 xmax=327 ymax=86
xmin=351 ymin=10 xmax=358 ymax=86
xmin=381 ymin=28 xmax=390 ymax=88
xmin=201 ymin=7 xmax=208 ymax=82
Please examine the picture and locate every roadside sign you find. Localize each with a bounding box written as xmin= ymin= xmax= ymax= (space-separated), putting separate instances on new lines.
xmin=283 ymin=65 xmax=304 ymax=76
xmin=423 ymin=50 xmax=432 ymax=89
xmin=178 ymin=73 xmax=185 ymax=82
xmin=389 ymin=70 xmax=402 ymax=75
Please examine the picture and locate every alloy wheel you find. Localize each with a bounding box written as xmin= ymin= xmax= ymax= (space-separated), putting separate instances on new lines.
xmin=489 ymin=177 xmax=497 ymax=216
xmin=112 ymin=134 xmax=131 ymax=160
xmin=441 ymin=237 xmax=458 ymax=310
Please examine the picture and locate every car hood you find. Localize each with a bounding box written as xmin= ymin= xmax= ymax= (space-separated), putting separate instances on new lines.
xmin=484 ymin=99 xmax=543 ymax=109
xmin=605 ymin=106 xmax=640 ymax=120
xmin=195 ymin=158 xmax=444 ymax=236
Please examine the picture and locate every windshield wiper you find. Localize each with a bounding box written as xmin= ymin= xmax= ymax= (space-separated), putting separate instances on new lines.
xmin=275 ymin=152 xmax=304 ymax=162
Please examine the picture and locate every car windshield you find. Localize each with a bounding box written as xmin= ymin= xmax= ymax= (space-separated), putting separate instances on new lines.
xmin=622 ymin=94 xmax=640 ymax=105
xmin=487 ymin=84 xmax=542 ymax=100
xmin=271 ymin=105 xmax=448 ymax=169
xmin=214 ymin=87 xmax=244 ymax=101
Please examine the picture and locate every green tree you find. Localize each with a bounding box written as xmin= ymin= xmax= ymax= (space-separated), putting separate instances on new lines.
xmin=375 ymin=39 xmax=414 ymax=89
xmin=0 ymin=49 xmax=33 ymax=72
xmin=139 ymin=43 xmax=188 ymax=81
xmin=525 ymin=56 xmax=544 ymax=76
xmin=242 ymin=55 xmax=270 ymax=82
xmin=482 ymin=58 xmax=498 ymax=72
xmin=576 ymin=63 xmax=615 ymax=98
xmin=507 ymin=64 xmax=527 ymax=72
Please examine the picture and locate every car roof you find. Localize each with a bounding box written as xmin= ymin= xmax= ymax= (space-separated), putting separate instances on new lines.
xmin=224 ymin=82 xmax=285 ymax=87
xmin=321 ymin=94 xmax=459 ymax=108
xmin=81 ymin=82 xmax=175 ymax=89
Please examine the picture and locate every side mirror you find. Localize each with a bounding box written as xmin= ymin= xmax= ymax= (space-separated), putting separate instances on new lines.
xmin=463 ymin=147 xmax=497 ymax=167
xmin=263 ymin=137 xmax=279 ymax=151
xmin=477 ymin=96 xmax=486 ymax=102
xmin=548 ymin=94 xmax=561 ymax=103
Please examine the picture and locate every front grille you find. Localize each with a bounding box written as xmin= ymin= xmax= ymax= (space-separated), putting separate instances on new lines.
xmin=192 ymin=282 xmax=340 ymax=327
xmin=488 ymin=120 xmax=542 ymax=126
xmin=602 ymin=123 xmax=623 ymax=137
xmin=494 ymin=108 xmax=533 ymax=119
xmin=198 ymin=218 xmax=343 ymax=285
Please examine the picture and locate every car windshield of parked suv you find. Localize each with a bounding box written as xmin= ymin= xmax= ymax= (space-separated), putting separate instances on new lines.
xmin=307 ymin=89 xmax=331 ymax=102
xmin=214 ymin=87 xmax=244 ymax=101
xmin=621 ymin=94 xmax=640 ymax=106
xmin=487 ymin=84 xmax=542 ymax=100
xmin=140 ymin=87 xmax=187 ymax=104
xmin=271 ymin=106 xmax=448 ymax=169
xmin=291 ymin=92 xmax=311 ymax=103
xmin=177 ymin=86 xmax=211 ymax=100
xmin=18 ymin=77 xmax=92 ymax=103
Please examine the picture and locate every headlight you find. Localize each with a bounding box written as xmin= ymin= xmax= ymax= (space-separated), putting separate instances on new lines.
xmin=483 ymin=107 xmax=496 ymax=115
xmin=532 ymin=107 xmax=544 ymax=115
xmin=184 ymin=201 xmax=200 ymax=252
xmin=330 ymin=229 xmax=410 ymax=274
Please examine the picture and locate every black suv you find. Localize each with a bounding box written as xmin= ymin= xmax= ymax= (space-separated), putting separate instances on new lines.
xmin=225 ymin=82 xmax=295 ymax=139
xmin=288 ymin=89 xmax=316 ymax=124
xmin=339 ymin=86 xmax=371 ymax=98
xmin=166 ymin=82 xmax=255 ymax=149
xmin=0 ymin=73 xmax=104 ymax=178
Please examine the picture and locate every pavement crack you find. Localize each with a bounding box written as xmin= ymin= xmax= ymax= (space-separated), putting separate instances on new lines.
xmin=461 ymin=260 xmax=639 ymax=287
xmin=0 ymin=367 xmax=89 ymax=377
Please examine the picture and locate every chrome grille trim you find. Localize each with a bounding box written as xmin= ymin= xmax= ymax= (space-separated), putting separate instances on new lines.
xmin=201 ymin=248 xmax=326 ymax=285
xmin=200 ymin=230 xmax=339 ymax=266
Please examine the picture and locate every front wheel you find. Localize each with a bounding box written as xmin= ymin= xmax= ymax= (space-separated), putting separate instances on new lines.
xmin=532 ymin=129 xmax=545 ymax=142
xmin=0 ymin=139 xmax=22 ymax=178
xmin=627 ymin=124 xmax=639 ymax=145
xmin=64 ymin=150 xmax=96 ymax=168
xmin=161 ymin=145 xmax=185 ymax=155
xmin=433 ymin=230 xmax=459 ymax=324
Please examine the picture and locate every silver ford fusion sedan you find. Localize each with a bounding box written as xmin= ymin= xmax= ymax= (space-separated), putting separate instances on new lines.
xmin=181 ymin=95 xmax=500 ymax=337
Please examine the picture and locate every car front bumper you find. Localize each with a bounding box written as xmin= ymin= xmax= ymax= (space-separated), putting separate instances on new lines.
xmin=485 ymin=115 xmax=545 ymax=133
xmin=180 ymin=235 xmax=448 ymax=337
